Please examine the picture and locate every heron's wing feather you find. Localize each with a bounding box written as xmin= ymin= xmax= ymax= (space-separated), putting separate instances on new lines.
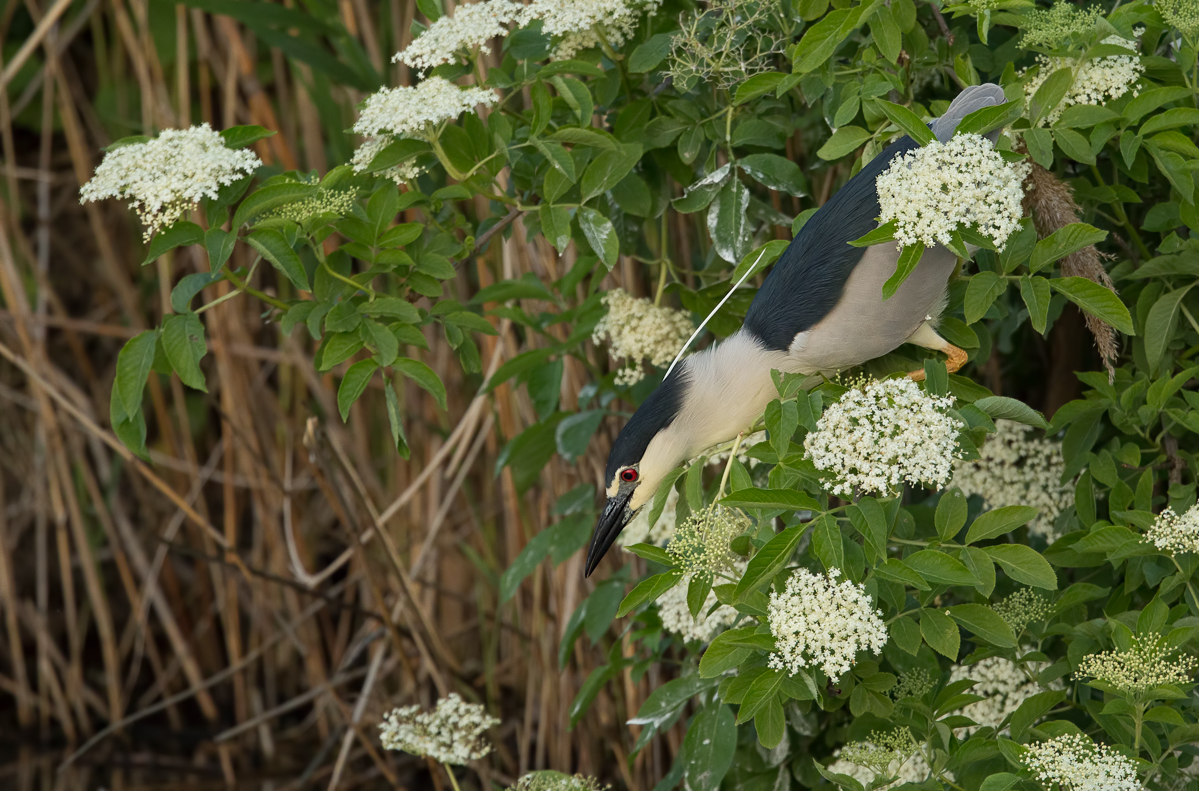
xmin=930 ymin=83 xmax=1007 ymax=142
xmin=741 ymin=83 xmax=1005 ymax=353
xmin=742 ymin=136 xmax=918 ymax=351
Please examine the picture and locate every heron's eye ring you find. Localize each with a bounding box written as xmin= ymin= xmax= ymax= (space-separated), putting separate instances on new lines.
xmin=620 ymin=469 xmax=638 ymax=483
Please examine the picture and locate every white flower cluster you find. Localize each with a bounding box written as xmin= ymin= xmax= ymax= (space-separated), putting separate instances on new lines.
xmin=658 ymin=562 xmax=746 ymax=643
xmin=396 ymin=0 xmax=524 ymax=75
xmin=1076 ymin=637 xmax=1198 ymax=696
xmin=1146 ymin=504 xmax=1199 ymax=555
xmin=804 ymin=377 xmax=962 ymax=497
xmin=1022 ymin=734 xmax=1140 ymax=791
xmin=827 ymin=749 xmax=937 ymax=789
xmin=350 ymin=136 xmax=424 ymax=185
xmin=948 ymin=655 xmax=1048 ymax=735
xmin=1022 ymin=35 xmax=1144 ymax=127
xmin=379 ymin=693 xmax=499 ymax=765
xmin=80 ymin=124 xmax=261 ymax=240
xmin=592 ymin=289 xmax=693 ymax=386
xmin=521 ymin=0 xmax=662 ymax=60
xmin=353 ymin=77 xmax=498 ymax=140
xmin=617 ymin=486 xmax=678 ymax=548
xmin=876 ymin=133 xmax=1029 ymax=250
xmin=767 ymin=568 xmax=887 ymax=679
xmin=508 ymin=771 xmax=608 ymax=791
xmin=953 ymin=420 xmax=1074 ymax=542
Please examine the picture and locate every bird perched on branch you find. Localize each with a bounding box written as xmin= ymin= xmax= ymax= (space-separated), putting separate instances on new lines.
xmin=585 ymin=83 xmax=1007 ymax=576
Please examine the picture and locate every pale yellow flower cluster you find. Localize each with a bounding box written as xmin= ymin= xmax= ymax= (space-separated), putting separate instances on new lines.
xmin=1022 ymin=733 xmax=1140 ymax=791
xmin=592 ymin=289 xmax=693 ymax=386
xmin=666 ymin=505 xmax=749 ymax=575
xmin=1076 ymin=637 xmax=1198 ymax=696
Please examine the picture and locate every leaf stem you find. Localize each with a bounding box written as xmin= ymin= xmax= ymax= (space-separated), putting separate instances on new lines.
xmin=1089 ymin=164 xmax=1151 ymax=260
xmin=223 ymin=260 xmax=289 ymax=312
xmin=718 ymin=431 xmax=745 ymax=500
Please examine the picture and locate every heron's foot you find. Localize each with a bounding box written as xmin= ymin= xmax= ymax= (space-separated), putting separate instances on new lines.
xmin=906 ymin=344 xmax=968 ymax=381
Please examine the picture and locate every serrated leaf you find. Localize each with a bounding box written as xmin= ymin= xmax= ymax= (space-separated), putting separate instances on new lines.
xmin=337 ymin=359 xmax=378 ymax=421
xmin=161 ymin=313 xmax=208 ymax=392
xmin=113 ymin=331 xmax=160 ymax=422
xmin=617 ymin=569 xmax=684 ymax=617
xmin=394 ymin=357 xmax=447 ymax=410
xmin=246 ymin=228 xmax=311 ymax=292
xmin=1050 ymin=277 xmax=1134 ymax=335
xmin=1029 ymin=223 xmax=1107 ymax=273
xmin=384 ymin=380 xmax=410 ymax=458
xmin=577 ymin=207 xmax=619 ymax=269
xmin=143 ymin=221 xmax=205 ymax=265
xmin=882 ymin=242 xmax=924 ymax=299
xmin=921 ymin=608 xmax=960 ymax=659
xmin=973 ymin=396 xmax=1048 ymax=429
xmin=985 ymin=544 xmax=1057 ymax=589
xmin=965 ymin=505 xmax=1041 ymax=544
xmin=733 ymin=523 xmax=806 ymax=600
xmin=946 ymin=603 xmax=1016 ymax=647
xmin=964 ymin=271 xmax=1006 ymax=324
xmin=877 ymin=100 xmax=935 ymax=145
xmin=1020 ymin=274 xmax=1052 ymax=334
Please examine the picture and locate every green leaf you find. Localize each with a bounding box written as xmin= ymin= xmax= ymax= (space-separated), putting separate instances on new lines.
xmin=337 ymin=359 xmax=378 ymax=421
xmin=877 ymin=100 xmax=935 ymax=146
xmin=205 ymin=227 xmax=237 ymax=269
xmin=921 ymin=608 xmax=960 ymax=659
xmin=955 ymin=100 xmax=1024 ymax=137
xmin=1010 ymin=690 xmax=1066 ymax=741
xmin=816 ymin=125 xmax=872 ymax=160
xmin=364 ymin=138 xmax=430 ymax=173
xmin=1020 ymin=274 xmax=1052 ymax=334
xmin=962 ymin=546 xmax=996 ymax=597
xmin=965 ymin=505 xmax=1041 ymax=544
xmin=737 ymin=669 xmax=784 ymax=723
xmin=936 ymin=488 xmax=968 ymax=542
xmin=317 ymin=332 xmax=363 ymax=371
xmin=733 ymin=523 xmax=806 ymax=600
xmin=1145 ymin=284 xmax=1196 ymax=374
xmin=682 ymin=704 xmax=737 ymax=791
xmin=813 ymin=515 xmax=844 ymax=572
xmin=232 ymin=183 xmax=318 ymax=228
xmin=708 ymin=179 xmax=752 ymax=264
xmin=903 ymin=550 xmax=978 ymax=587
xmin=1029 ymin=223 xmax=1107 ymax=273
xmin=721 ymin=488 xmax=820 ymax=511
xmin=532 ymin=137 xmax=577 ymax=182
xmin=1050 ymin=277 xmax=1134 ymax=335
xmin=113 ymin=331 xmax=160 ymax=421
xmin=882 ymin=242 xmax=925 ymax=300
xmin=631 ymin=673 xmax=718 ymax=726
xmin=1054 ymin=127 xmax=1095 ymax=165
xmin=1140 ymin=107 xmax=1199 ymax=136
xmin=110 ymin=394 xmax=148 ymax=459
xmin=384 ymin=380 xmax=410 ymax=458
xmin=755 ymin=695 xmax=786 ymax=748
xmin=849 ymin=220 xmax=898 ymax=247
xmin=1029 ymin=67 xmax=1073 ymax=125
xmin=540 ymin=205 xmax=573 ymax=254
xmin=871 ymin=4 xmax=902 ymax=63
xmin=581 ymin=143 xmax=642 ymax=202
xmin=171 ymin=272 xmax=223 ymax=314
xmin=947 ymin=603 xmax=1016 ymax=647
xmin=985 ymin=544 xmax=1057 ymax=589
xmin=973 ymin=397 xmax=1049 ymax=429
xmin=1024 ymin=127 xmax=1054 ymax=169
xmin=738 ymin=154 xmax=808 ymax=197
xmin=360 ymin=297 xmax=420 ymax=324
xmin=555 ymin=410 xmax=604 ymax=461
xmin=161 ymin=313 xmax=208 ymax=392
xmin=964 ymin=271 xmax=1006 ymax=324
xmin=394 ymin=357 xmax=447 ymax=410
xmin=530 ymin=81 xmax=552 ymax=136
xmin=981 ymin=773 xmax=1022 ymax=791
xmin=792 ymin=7 xmax=855 ymax=73
xmin=617 ymin=569 xmax=684 ymax=617
xmin=734 ymin=72 xmax=786 ymax=105
xmin=220 ymin=124 xmax=276 ymax=149
xmin=687 ymin=572 xmax=714 ymax=619
xmin=246 ymin=228 xmax=311 ymax=292
xmin=577 ymin=207 xmax=619 ymax=269
xmin=891 ymin=616 xmax=922 ymax=655
xmin=628 ymin=32 xmax=674 ymax=73
xmin=699 ymin=629 xmax=754 ymax=678
xmin=874 ymin=558 xmax=931 ymax=590
xmin=143 ymin=221 xmax=205 ymax=265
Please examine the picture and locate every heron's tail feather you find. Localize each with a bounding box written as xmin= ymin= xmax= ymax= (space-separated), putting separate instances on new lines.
xmin=931 ymin=83 xmax=1007 ymax=142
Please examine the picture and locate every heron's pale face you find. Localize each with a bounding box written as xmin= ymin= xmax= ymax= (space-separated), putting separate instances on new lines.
xmin=588 ymin=464 xmax=642 ymax=576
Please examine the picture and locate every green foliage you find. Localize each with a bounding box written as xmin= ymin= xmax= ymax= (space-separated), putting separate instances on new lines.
xmin=95 ymin=0 xmax=1199 ymax=786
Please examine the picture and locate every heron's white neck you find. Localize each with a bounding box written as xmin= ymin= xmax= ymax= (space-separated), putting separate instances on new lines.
xmin=631 ymin=331 xmax=793 ymax=507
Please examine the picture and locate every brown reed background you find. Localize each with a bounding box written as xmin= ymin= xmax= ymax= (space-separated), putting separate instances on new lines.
xmin=0 ymin=1 xmax=1092 ymax=789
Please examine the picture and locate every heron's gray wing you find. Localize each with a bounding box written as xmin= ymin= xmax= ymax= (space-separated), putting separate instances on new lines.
xmin=742 ymin=83 xmax=1005 ymax=353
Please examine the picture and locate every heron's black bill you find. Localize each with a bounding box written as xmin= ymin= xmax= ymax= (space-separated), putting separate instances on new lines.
xmin=585 ymin=492 xmax=633 ymax=577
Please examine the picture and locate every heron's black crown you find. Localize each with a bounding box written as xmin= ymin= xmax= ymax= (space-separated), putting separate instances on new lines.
xmin=605 ymin=366 xmax=690 ymax=483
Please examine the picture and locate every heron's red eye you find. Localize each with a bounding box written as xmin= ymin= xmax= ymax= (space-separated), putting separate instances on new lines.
xmin=620 ymin=468 xmax=638 ymax=483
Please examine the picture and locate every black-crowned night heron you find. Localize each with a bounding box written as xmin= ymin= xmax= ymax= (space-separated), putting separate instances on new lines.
xmin=585 ymin=83 xmax=1007 ymax=576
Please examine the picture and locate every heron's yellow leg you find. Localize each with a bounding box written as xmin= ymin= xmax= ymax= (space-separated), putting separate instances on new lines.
xmin=905 ymin=322 xmax=968 ymax=381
